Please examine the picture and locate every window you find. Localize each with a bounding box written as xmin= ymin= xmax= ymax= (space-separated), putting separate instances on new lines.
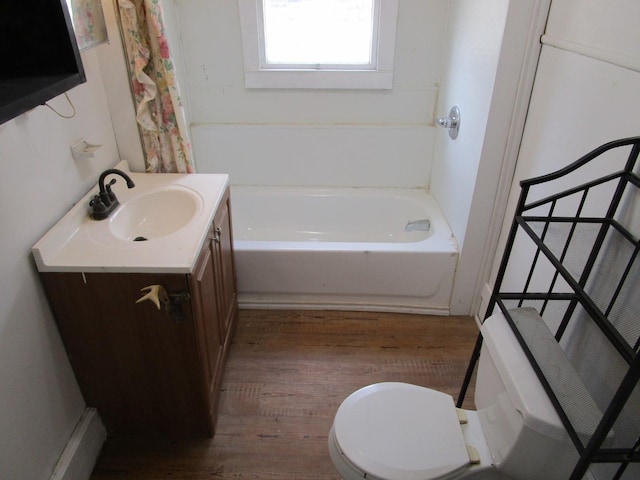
xmin=238 ymin=0 xmax=399 ymax=89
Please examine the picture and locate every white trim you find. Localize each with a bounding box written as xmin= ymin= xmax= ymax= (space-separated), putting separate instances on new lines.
xmin=49 ymin=409 xmax=106 ymax=480
xmin=238 ymin=297 xmax=450 ymax=317
xmin=244 ymin=69 xmax=393 ymax=89
xmin=476 ymin=282 xmax=494 ymax=326
xmin=448 ymin=0 xmax=551 ymax=316
xmin=238 ymin=0 xmax=398 ymax=89
xmin=468 ymin=0 xmax=553 ymax=317
xmin=375 ymin=0 xmax=398 ymax=72
xmin=541 ymin=34 xmax=640 ymax=73
xmin=238 ymin=0 xmax=261 ymax=72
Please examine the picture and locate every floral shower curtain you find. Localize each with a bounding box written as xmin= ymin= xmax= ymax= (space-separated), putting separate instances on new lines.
xmin=117 ymin=0 xmax=194 ymax=173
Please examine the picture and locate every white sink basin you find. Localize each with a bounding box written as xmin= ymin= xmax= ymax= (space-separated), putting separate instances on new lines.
xmin=109 ymin=188 xmax=200 ymax=241
xmin=32 ymin=161 xmax=230 ymax=273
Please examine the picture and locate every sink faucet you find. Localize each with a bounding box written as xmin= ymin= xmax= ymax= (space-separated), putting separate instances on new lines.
xmin=89 ymin=168 xmax=135 ymax=220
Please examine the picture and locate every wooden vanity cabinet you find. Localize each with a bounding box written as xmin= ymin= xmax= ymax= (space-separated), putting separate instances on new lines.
xmin=212 ymin=194 xmax=237 ymax=342
xmin=189 ymin=190 xmax=238 ymax=428
xmin=40 ymin=188 xmax=238 ymax=438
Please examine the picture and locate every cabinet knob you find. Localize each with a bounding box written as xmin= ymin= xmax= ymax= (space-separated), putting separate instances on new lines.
xmin=213 ymin=226 xmax=222 ymax=243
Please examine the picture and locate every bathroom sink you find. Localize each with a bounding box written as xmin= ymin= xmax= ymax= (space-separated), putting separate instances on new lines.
xmin=32 ymin=160 xmax=229 ymax=273
xmin=109 ymin=188 xmax=200 ymax=241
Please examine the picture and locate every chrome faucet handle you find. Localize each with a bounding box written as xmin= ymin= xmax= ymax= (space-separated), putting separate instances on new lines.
xmin=436 ymin=105 xmax=460 ymax=140
xmin=437 ymin=117 xmax=453 ymax=128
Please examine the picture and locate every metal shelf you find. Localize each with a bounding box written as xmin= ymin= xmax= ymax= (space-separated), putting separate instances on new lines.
xmin=459 ymin=137 xmax=640 ymax=479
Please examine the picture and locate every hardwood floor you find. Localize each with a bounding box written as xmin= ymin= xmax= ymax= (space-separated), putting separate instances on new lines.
xmin=90 ymin=310 xmax=478 ymax=479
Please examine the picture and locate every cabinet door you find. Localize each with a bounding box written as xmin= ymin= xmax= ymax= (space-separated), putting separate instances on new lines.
xmin=213 ymin=194 xmax=238 ymax=341
xmin=190 ymin=229 xmax=223 ymax=431
xmin=41 ymin=271 xmax=209 ymax=437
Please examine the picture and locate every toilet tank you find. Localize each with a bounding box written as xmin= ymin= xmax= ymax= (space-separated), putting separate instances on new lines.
xmin=475 ymin=311 xmax=580 ymax=480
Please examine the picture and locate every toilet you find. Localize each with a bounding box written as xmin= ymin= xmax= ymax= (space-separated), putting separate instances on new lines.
xmin=328 ymin=311 xmax=583 ymax=480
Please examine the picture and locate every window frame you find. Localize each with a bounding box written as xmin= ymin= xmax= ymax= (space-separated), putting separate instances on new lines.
xmin=237 ymin=0 xmax=399 ymax=90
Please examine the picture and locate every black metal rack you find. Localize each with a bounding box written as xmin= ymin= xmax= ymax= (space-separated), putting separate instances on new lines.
xmin=458 ymin=137 xmax=640 ymax=479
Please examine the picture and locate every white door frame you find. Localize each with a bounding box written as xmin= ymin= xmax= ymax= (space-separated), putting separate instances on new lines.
xmin=449 ymin=0 xmax=552 ymax=318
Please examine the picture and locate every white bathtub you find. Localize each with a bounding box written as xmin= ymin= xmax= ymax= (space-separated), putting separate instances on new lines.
xmin=230 ymin=186 xmax=459 ymax=314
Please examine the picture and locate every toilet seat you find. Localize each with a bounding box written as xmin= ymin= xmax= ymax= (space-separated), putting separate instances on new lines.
xmin=333 ymin=382 xmax=471 ymax=480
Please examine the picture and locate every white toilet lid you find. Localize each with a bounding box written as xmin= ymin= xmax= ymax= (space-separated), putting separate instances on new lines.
xmin=334 ymin=383 xmax=470 ymax=480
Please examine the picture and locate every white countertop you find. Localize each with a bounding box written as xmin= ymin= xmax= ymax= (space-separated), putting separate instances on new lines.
xmin=32 ymin=161 xmax=229 ymax=274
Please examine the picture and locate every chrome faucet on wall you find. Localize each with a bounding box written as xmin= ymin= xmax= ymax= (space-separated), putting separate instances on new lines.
xmin=436 ymin=106 xmax=460 ymax=140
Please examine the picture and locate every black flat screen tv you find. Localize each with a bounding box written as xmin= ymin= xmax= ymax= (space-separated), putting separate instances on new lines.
xmin=0 ymin=0 xmax=86 ymax=125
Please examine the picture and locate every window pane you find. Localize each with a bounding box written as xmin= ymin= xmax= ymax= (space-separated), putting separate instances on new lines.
xmin=262 ymin=0 xmax=375 ymax=65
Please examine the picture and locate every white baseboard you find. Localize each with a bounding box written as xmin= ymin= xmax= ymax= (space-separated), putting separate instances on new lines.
xmin=238 ymin=296 xmax=450 ymax=316
xmin=50 ymin=408 xmax=106 ymax=480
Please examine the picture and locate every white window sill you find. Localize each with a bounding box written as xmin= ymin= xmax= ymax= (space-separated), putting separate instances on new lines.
xmin=244 ymin=69 xmax=394 ymax=90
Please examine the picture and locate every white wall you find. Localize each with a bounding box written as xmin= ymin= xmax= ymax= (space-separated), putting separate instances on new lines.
xmin=161 ymin=0 xmax=193 ymax=127
xmin=430 ymin=0 xmax=549 ymax=315
xmin=0 ymin=24 xmax=125 ymax=480
xmin=487 ymin=0 xmax=640 ymax=305
xmin=430 ymin=0 xmax=509 ymax=247
xmin=169 ymin=0 xmax=550 ymax=315
xmin=192 ymin=124 xmax=433 ymax=187
xmin=173 ymin=0 xmax=448 ymax=187
xmin=96 ymin=0 xmax=146 ymax=172
xmin=545 ymin=0 xmax=639 ymax=68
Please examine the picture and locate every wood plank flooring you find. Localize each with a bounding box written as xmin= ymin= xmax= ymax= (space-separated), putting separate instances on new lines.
xmin=90 ymin=310 xmax=478 ymax=479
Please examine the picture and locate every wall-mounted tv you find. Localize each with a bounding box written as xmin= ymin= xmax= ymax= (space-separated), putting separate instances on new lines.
xmin=0 ymin=0 xmax=86 ymax=125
